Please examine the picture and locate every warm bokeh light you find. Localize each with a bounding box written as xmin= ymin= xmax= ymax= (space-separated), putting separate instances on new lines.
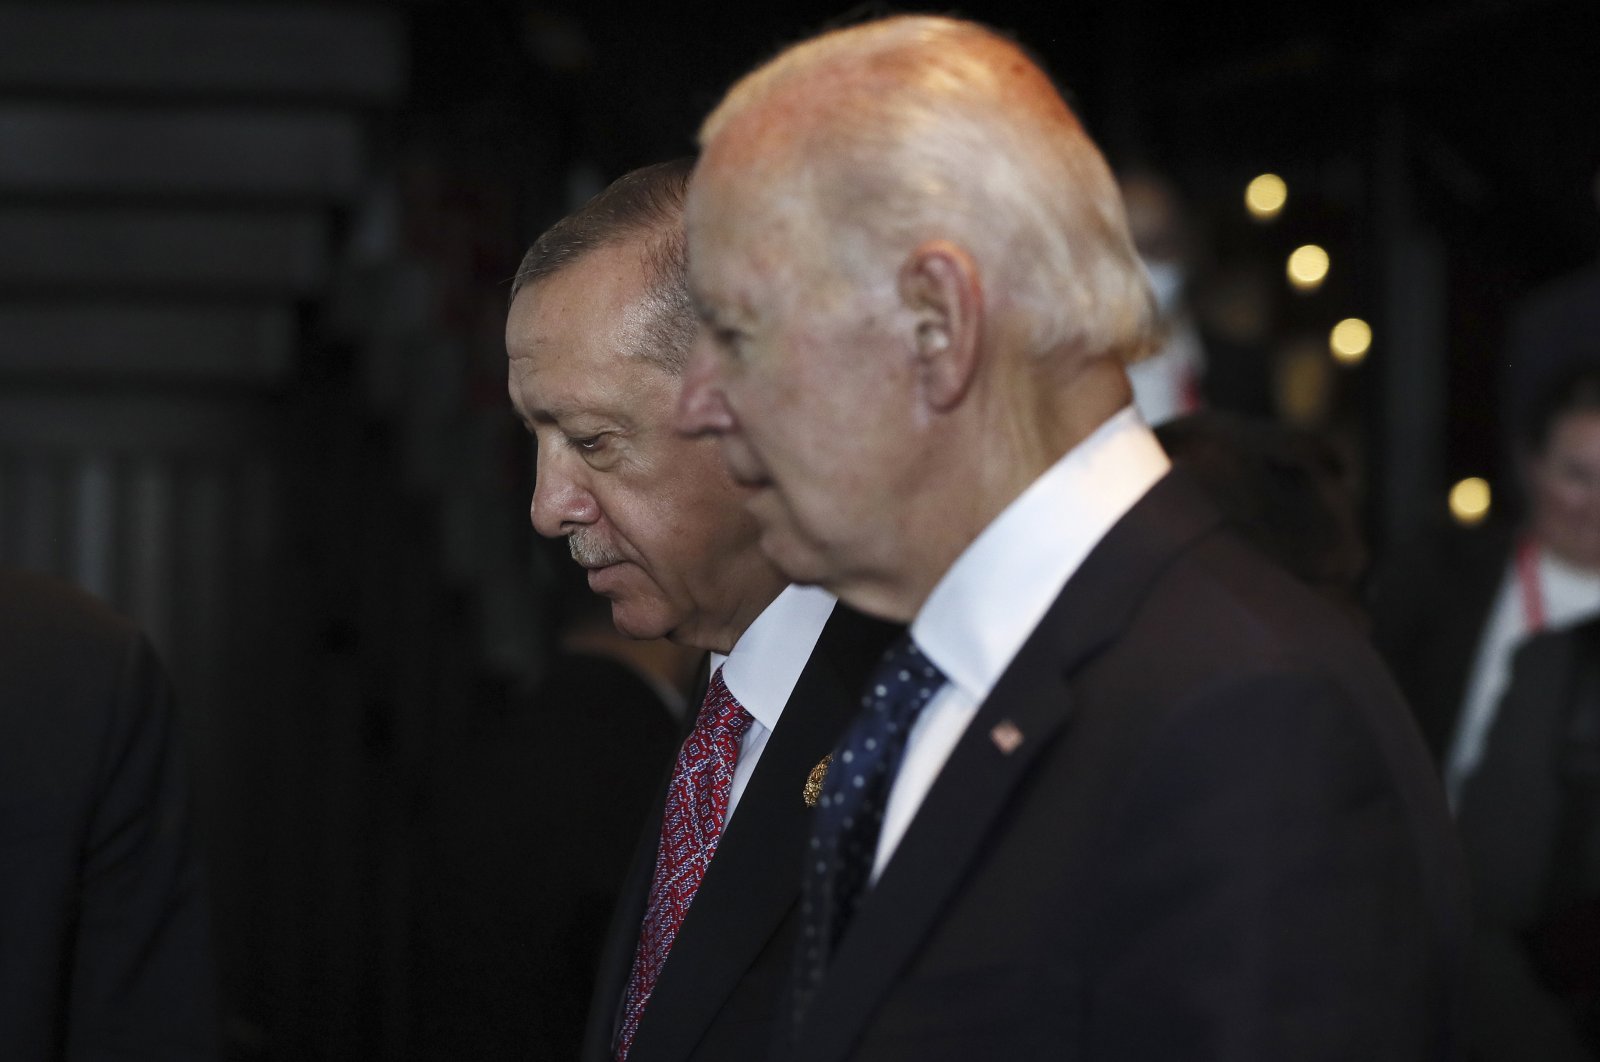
xmin=1329 ymin=318 xmax=1372 ymax=364
xmin=1449 ymin=477 xmax=1492 ymax=526
xmin=1245 ymin=173 xmax=1288 ymax=220
xmin=1287 ymin=244 xmax=1329 ymax=292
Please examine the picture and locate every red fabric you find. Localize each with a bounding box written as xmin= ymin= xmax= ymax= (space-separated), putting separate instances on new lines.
xmin=614 ymin=667 xmax=752 ymax=1060
xmin=1518 ymin=533 xmax=1549 ymax=632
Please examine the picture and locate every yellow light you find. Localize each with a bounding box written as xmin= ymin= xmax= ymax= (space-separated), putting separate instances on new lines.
xmin=1287 ymin=244 xmax=1329 ymax=292
xmin=1329 ymin=318 xmax=1371 ymax=364
xmin=1449 ymin=477 xmax=1492 ymax=526
xmin=1245 ymin=173 xmax=1288 ymax=220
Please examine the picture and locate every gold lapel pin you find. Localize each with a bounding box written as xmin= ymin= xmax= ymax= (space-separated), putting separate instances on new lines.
xmin=990 ymin=720 xmax=1024 ymax=755
xmin=803 ymin=753 xmax=832 ymax=808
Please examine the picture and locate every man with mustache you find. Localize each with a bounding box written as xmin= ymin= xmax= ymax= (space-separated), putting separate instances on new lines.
xmin=505 ymin=158 xmax=895 ymax=1062
xmin=677 ymin=16 xmax=1468 ymax=1060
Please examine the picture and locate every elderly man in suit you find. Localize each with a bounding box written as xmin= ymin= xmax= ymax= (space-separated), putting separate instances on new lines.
xmin=677 ymin=16 xmax=1469 ymax=1060
xmin=505 ymin=158 xmax=895 ymax=1061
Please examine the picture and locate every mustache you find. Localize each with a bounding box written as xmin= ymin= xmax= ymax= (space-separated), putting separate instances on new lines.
xmin=569 ymin=532 xmax=624 ymax=569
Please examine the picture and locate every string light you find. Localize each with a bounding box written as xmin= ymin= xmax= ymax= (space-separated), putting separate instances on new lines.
xmin=1449 ymin=477 xmax=1492 ymax=526
xmin=1329 ymin=318 xmax=1371 ymax=364
xmin=1287 ymin=244 xmax=1329 ymax=292
xmin=1245 ymin=173 xmax=1288 ymax=220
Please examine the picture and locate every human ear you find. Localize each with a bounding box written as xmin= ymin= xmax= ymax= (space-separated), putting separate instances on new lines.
xmin=898 ymin=240 xmax=983 ymax=411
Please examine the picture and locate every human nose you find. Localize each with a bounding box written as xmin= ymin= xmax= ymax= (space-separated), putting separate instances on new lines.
xmin=530 ymin=455 xmax=599 ymax=539
xmin=676 ymin=337 xmax=737 ymax=437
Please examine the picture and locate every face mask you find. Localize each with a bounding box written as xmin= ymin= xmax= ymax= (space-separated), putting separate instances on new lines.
xmin=1143 ymin=260 xmax=1185 ymax=317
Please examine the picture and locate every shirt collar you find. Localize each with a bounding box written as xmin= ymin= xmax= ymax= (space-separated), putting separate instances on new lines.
xmin=911 ymin=406 xmax=1171 ymax=703
xmin=710 ymin=583 xmax=837 ymax=732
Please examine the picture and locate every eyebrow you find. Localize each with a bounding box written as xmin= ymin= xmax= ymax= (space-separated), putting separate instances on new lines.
xmin=508 ymin=398 xmax=565 ymax=432
xmin=693 ymin=293 xmax=761 ymax=334
xmin=523 ymin=401 xmax=633 ymax=434
xmin=511 ymin=407 xmax=539 ymax=432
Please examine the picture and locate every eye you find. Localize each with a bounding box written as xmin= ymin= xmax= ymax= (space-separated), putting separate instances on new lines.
xmin=569 ymin=434 xmax=605 ymax=453
xmin=717 ymin=328 xmax=752 ymax=362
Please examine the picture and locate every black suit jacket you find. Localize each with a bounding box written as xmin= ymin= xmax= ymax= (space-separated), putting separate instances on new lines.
xmin=783 ymin=472 xmax=1469 ymax=1061
xmin=1370 ymin=521 xmax=1513 ymax=760
xmin=0 ymin=569 xmax=217 ymax=1061
xmin=582 ymin=603 xmax=900 ymax=1062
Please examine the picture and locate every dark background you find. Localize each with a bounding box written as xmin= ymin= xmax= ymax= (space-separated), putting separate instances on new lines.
xmin=1 ymin=0 xmax=1596 ymax=1057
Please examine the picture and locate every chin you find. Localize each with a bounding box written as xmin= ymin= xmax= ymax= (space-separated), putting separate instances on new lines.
xmin=1571 ymin=546 xmax=1600 ymax=573
xmin=608 ymin=600 xmax=676 ymax=642
xmin=758 ymin=525 xmax=836 ymax=589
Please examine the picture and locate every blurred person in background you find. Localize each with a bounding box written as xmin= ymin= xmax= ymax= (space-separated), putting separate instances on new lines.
xmin=1422 ymin=368 xmax=1600 ymax=1060
xmin=504 ymin=159 xmax=897 ymax=1062
xmin=1503 ymin=168 xmax=1600 ymax=460
xmin=0 ymin=567 xmax=217 ymax=1061
xmin=1120 ymin=169 xmax=1207 ymax=427
xmin=1374 ymin=367 xmax=1600 ymax=802
xmin=1457 ymin=612 xmax=1600 ymax=1061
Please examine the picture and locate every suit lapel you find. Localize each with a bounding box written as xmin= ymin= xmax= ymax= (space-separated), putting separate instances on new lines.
xmin=629 ymin=605 xmax=899 ymax=1061
xmin=794 ymin=472 xmax=1224 ymax=1061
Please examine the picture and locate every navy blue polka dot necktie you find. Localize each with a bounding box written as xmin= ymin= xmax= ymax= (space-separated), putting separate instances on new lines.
xmin=794 ymin=635 xmax=947 ymax=1019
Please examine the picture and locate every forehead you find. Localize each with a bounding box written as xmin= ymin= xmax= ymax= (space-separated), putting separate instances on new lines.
xmin=686 ymin=163 xmax=839 ymax=328
xmin=685 ymin=166 xmax=762 ymax=276
xmin=505 ymin=240 xmax=672 ymax=413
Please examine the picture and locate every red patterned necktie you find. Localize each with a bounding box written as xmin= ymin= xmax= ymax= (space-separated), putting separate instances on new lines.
xmin=614 ymin=666 xmax=753 ymax=1060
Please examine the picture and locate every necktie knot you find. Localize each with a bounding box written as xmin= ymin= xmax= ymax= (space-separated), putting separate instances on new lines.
xmin=862 ymin=637 xmax=946 ymax=731
xmin=696 ymin=667 xmax=755 ymax=742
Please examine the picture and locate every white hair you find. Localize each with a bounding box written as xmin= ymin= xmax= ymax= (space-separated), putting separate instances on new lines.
xmin=699 ymin=15 xmax=1158 ymax=366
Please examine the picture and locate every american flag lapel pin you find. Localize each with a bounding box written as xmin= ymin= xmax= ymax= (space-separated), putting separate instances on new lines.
xmin=990 ymin=720 xmax=1024 ymax=755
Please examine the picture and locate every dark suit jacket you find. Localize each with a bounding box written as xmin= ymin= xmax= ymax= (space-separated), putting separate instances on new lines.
xmin=1371 ymin=521 xmax=1514 ymax=761
xmin=1458 ymin=617 xmax=1600 ymax=1062
xmin=582 ymin=603 xmax=899 ymax=1062
xmin=0 ymin=569 xmax=217 ymax=1061
xmin=782 ymin=472 xmax=1468 ymax=1061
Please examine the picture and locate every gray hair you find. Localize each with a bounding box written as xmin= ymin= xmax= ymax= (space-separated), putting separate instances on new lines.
xmin=699 ymin=16 xmax=1158 ymax=367
xmin=511 ymin=158 xmax=696 ymax=373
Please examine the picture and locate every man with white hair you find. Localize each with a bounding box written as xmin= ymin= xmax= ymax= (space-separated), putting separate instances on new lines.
xmin=678 ymin=16 xmax=1468 ymax=1059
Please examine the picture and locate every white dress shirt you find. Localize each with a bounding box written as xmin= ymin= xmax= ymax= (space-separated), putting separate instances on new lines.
xmin=1445 ymin=542 xmax=1600 ymax=805
xmin=709 ymin=583 xmax=838 ymax=821
xmin=871 ymin=406 xmax=1172 ymax=879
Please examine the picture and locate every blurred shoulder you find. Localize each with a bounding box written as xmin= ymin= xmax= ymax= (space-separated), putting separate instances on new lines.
xmin=0 ymin=567 xmax=140 ymax=649
xmin=0 ymin=568 xmax=151 ymax=716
